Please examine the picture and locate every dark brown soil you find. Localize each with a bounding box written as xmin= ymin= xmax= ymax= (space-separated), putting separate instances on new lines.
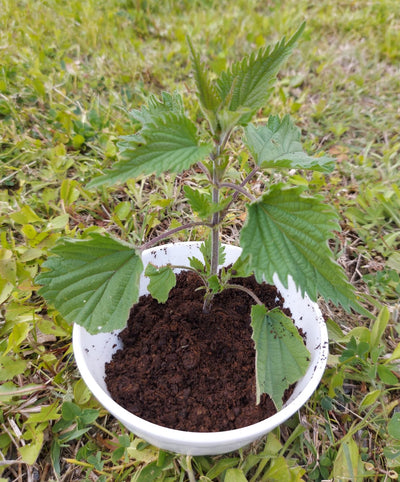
xmin=105 ymin=270 xmax=294 ymax=432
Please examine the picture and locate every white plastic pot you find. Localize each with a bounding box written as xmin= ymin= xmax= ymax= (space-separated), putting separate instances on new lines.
xmin=73 ymin=242 xmax=328 ymax=455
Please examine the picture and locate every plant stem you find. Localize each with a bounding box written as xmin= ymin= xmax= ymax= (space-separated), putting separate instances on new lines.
xmin=225 ymin=283 xmax=263 ymax=305
xmin=197 ymin=160 xmax=212 ymax=180
xmin=218 ymin=182 xmax=255 ymax=201
xmin=219 ymin=165 xmax=260 ymax=220
xmin=139 ymin=221 xmax=211 ymax=251
xmin=208 ymin=144 xmax=222 ymax=275
xmin=185 ymin=456 xmax=197 ymax=482
xmin=203 ymin=150 xmax=221 ymax=313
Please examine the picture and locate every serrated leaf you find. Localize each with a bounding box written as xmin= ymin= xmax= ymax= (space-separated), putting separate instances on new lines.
xmin=87 ymin=113 xmax=212 ymax=188
xmin=187 ymin=36 xmax=221 ymax=131
xmin=199 ymin=237 xmax=226 ymax=271
xmin=129 ymin=91 xmax=184 ymax=126
xmin=145 ymin=263 xmax=176 ymax=303
xmin=230 ymin=254 xmax=253 ymax=278
xmin=216 ymin=107 xmax=252 ymax=134
xmin=216 ymin=23 xmax=305 ymax=122
xmin=183 ymin=185 xmax=230 ymax=219
xmin=189 ymin=256 xmax=205 ymax=272
xmin=184 ymin=185 xmax=213 ymax=219
xmin=240 ymin=184 xmax=367 ymax=315
xmin=35 ymin=233 xmax=143 ymax=333
xmin=251 ymin=305 xmax=310 ymax=409
xmin=244 ymin=115 xmax=334 ymax=173
xmin=208 ymin=274 xmax=222 ymax=293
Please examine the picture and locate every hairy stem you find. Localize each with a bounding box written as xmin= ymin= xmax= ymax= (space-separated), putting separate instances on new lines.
xmin=203 ymin=147 xmax=222 ymax=312
xmin=218 ymin=182 xmax=255 ymax=201
xmin=225 ymin=283 xmax=263 ymax=305
xmin=210 ymin=191 xmax=220 ymax=276
xmin=219 ymin=165 xmax=260 ymax=220
xmin=139 ymin=221 xmax=212 ymax=251
xmin=197 ymin=160 xmax=212 ymax=180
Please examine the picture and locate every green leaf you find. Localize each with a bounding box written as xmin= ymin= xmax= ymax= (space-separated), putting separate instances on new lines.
xmin=4 ymin=322 xmax=30 ymax=355
xmin=80 ymin=408 xmax=100 ymax=426
xmin=135 ymin=461 xmax=163 ymax=482
xmin=224 ymin=468 xmax=248 ymax=482
xmin=10 ymin=205 xmax=43 ymax=224
xmin=187 ymin=37 xmax=221 ymax=132
xmin=240 ymin=185 xmax=367 ymax=314
xmin=388 ymin=413 xmax=400 ymax=440
xmin=0 ymin=355 xmax=27 ymax=381
xmin=262 ymin=456 xmax=292 ymax=480
xmin=217 ymin=107 xmax=251 ymax=135
xmin=208 ymin=274 xmax=222 ymax=293
xmin=19 ymin=432 xmax=44 ymax=465
xmin=244 ymin=115 xmax=334 ymax=173
xmin=35 ymin=233 xmax=143 ymax=333
xmin=386 ymin=342 xmax=400 ymax=363
xmin=61 ymin=401 xmax=82 ymax=421
xmin=199 ymin=236 xmax=226 ymax=271
xmin=377 ymin=365 xmax=398 ymax=385
xmin=26 ymin=403 xmax=60 ymax=424
xmin=251 ymin=305 xmax=310 ymax=409
xmin=51 ymin=439 xmax=62 ymax=476
xmin=230 ymin=254 xmax=253 ymax=278
xmin=216 ymin=23 xmax=305 ymax=122
xmin=332 ymin=437 xmax=367 ymax=480
xmin=0 ymin=250 xmax=16 ymax=284
xmin=129 ymin=91 xmax=185 ymax=127
xmin=59 ymin=426 xmax=91 ymax=443
xmin=145 ymin=263 xmax=176 ymax=303
xmin=73 ymin=378 xmax=91 ymax=405
xmin=189 ymin=256 xmax=205 ymax=272
xmin=359 ymin=390 xmax=381 ymax=409
xmin=370 ymin=306 xmax=390 ymax=350
xmin=206 ymin=458 xmax=240 ymax=479
xmin=0 ymin=383 xmax=44 ymax=402
xmin=183 ymin=185 xmax=230 ymax=219
xmin=184 ymin=185 xmax=213 ymax=219
xmin=88 ymin=113 xmax=212 ymax=188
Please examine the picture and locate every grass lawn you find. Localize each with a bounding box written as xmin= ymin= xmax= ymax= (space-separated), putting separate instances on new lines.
xmin=1 ymin=0 xmax=400 ymax=480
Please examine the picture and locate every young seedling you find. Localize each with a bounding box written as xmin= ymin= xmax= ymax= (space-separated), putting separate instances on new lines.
xmin=36 ymin=23 xmax=367 ymax=409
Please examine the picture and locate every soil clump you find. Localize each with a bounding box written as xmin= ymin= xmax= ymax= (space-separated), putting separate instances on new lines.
xmin=105 ymin=270 xmax=294 ymax=432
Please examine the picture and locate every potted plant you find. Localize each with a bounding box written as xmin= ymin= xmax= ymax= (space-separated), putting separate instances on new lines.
xmin=36 ymin=23 xmax=367 ymax=455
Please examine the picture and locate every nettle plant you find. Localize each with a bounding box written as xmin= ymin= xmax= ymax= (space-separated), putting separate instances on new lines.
xmin=36 ymin=24 xmax=366 ymax=409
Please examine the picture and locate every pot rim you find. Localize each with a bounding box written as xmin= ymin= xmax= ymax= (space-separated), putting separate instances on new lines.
xmin=73 ymin=241 xmax=329 ymax=448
